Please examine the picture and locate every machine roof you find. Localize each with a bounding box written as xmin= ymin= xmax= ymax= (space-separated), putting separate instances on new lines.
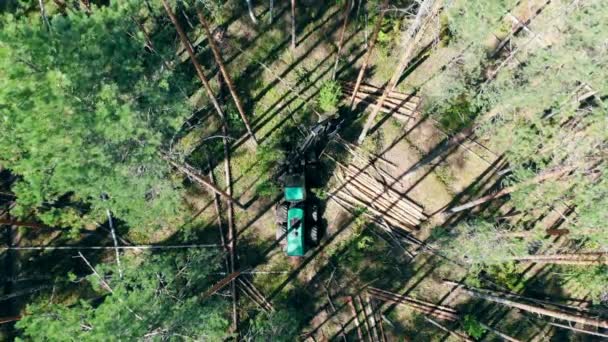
xmin=286 ymin=208 xmax=305 ymax=256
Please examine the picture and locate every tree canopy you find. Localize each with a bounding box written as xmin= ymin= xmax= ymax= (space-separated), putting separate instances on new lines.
xmin=0 ymin=1 xmax=192 ymax=231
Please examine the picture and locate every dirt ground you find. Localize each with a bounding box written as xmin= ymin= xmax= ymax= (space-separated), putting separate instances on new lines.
xmin=169 ymin=1 xmax=581 ymax=340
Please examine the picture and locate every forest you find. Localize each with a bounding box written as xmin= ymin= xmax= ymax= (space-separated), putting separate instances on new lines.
xmin=0 ymin=0 xmax=606 ymax=340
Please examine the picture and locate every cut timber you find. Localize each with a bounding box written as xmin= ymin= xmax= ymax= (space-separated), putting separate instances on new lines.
xmin=346 ymin=88 xmax=419 ymax=111
xmin=339 ymin=160 xmax=425 ymax=216
xmin=364 ymin=295 xmax=381 ymax=342
xmin=347 ymin=297 xmax=364 ymax=341
xmin=290 ymin=0 xmax=296 ymax=50
xmin=200 ymin=271 xmax=242 ymax=301
xmin=424 ymin=316 xmax=474 ymax=342
xmin=349 ymin=0 xmax=390 ymax=109
xmin=345 ymin=83 xmax=421 ymax=103
xmin=0 ymin=219 xmax=48 ymax=229
xmin=196 ymin=10 xmax=258 ymax=146
xmin=357 ymin=0 xmax=442 ymax=144
xmin=354 ymin=296 xmax=374 ymax=342
xmin=347 ymin=93 xmax=418 ymax=117
xmin=162 ymin=155 xmax=246 ymax=209
xmin=448 ymin=166 xmax=575 ymax=213
xmin=446 ymin=281 xmax=608 ymax=329
xmin=0 ymin=316 xmax=20 ymax=324
xmin=549 ymin=322 xmax=608 ymax=339
xmin=237 ymin=278 xmax=274 ymax=313
xmin=368 ymin=287 xmax=459 ymax=321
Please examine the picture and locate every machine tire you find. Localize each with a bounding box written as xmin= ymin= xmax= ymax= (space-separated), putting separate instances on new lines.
xmin=276 ymin=223 xmax=287 ymax=243
xmin=275 ymin=202 xmax=288 ymax=224
xmin=311 ymin=204 xmax=319 ymax=223
xmin=310 ymin=224 xmax=319 ymax=246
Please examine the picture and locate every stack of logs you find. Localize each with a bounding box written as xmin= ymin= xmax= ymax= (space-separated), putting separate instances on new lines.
xmin=347 ymin=295 xmax=387 ymax=342
xmin=343 ymin=82 xmax=421 ymax=121
xmin=367 ymin=287 xmax=459 ymax=321
xmin=331 ymin=158 xmax=427 ymax=231
xmin=237 ymin=277 xmax=274 ymax=313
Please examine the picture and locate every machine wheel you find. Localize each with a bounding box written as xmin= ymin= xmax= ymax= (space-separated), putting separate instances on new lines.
xmin=275 ymin=202 xmax=288 ymax=224
xmin=311 ymin=204 xmax=319 ymax=223
xmin=309 ymin=225 xmax=319 ymax=246
xmin=276 ymin=223 xmax=287 ymax=243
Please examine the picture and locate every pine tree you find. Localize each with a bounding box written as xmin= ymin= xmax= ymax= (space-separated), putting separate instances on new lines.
xmin=0 ymin=1 xmax=192 ymax=232
xmin=16 ymin=250 xmax=231 ymax=340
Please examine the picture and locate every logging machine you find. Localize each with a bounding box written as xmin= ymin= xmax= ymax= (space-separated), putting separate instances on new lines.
xmin=275 ymin=115 xmax=341 ymax=257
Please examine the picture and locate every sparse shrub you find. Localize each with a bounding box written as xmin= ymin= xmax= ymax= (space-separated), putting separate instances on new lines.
xmin=318 ymin=80 xmax=342 ymax=113
xmin=461 ymin=315 xmax=487 ymax=339
xmin=563 ymin=265 xmax=608 ymax=304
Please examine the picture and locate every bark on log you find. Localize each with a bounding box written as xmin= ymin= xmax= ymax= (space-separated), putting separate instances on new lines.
xmin=346 ymin=88 xmax=420 ymax=112
xmin=448 ymin=166 xmax=575 ymax=213
xmin=0 ymin=219 xmax=48 ymax=229
xmin=549 ymin=322 xmax=608 ymax=339
xmin=290 ymin=0 xmax=297 ymax=50
xmin=447 ymin=281 xmax=608 ymax=329
xmin=347 ymin=297 xmax=364 ymax=341
xmin=161 ymin=155 xmax=246 ymax=209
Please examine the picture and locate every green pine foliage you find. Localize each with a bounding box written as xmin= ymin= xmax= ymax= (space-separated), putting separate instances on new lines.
xmin=317 ymin=80 xmax=342 ymax=113
xmin=461 ymin=314 xmax=487 ymax=339
xmin=16 ymin=250 xmax=230 ymax=341
xmin=0 ymin=1 xmax=193 ymax=232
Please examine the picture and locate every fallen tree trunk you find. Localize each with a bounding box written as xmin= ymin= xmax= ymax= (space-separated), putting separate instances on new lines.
xmin=446 ymin=281 xmax=608 ymax=329
xmin=448 ymin=166 xmax=575 ymax=213
xmin=161 ymin=155 xmax=246 ymax=209
xmin=347 ymin=296 xmax=365 ymax=341
xmin=549 ymin=321 xmax=608 ymax=339
xmin=0 ymin=219 xmax=48 ymax=229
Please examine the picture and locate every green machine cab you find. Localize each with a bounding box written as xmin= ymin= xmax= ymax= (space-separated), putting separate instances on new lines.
xmin=275 ymin=117 xmax=341 ymax=257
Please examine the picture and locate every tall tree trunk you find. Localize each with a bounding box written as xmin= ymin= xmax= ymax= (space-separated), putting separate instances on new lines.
xmin=332 ymin=0 xmax=352 ymax=80
xmin=196 ymin=9 xmax=258 ymax=146
xmin=357 ymin=0 xmax=442 ymax=144
xmin=160 ymin=0 xmax=226 ymax=131
xmin=448 ymin=166 xmax=574 ymax=213
xmin=268 ymin=0 xmax=273 ymax=24
xmin=244 ymin=0 xmax=258 ymax=24
xmin=220 ymin=76 xmax=239 ymax=334
xmin=447 ymin=281 xmax=608 ymax=329
xmin=291 ymin=0 xmax=297 ymax=50
xmin=349 ymin=0 xmax=390 ymax=109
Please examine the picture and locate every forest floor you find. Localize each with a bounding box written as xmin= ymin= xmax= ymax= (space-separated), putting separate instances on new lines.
xmin=178 ymin=2 xmax=515 ymax=340
xmin=2 ymin=1 xmax=597 ymax=340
